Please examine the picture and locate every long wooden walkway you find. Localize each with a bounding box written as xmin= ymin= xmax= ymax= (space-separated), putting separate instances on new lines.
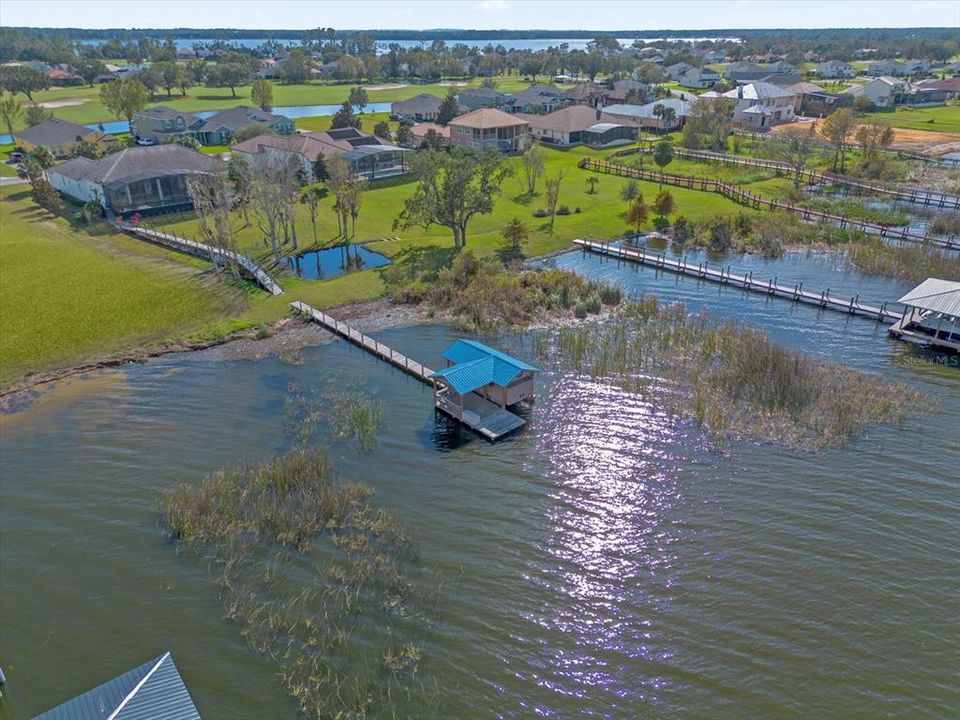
xmin=574 ymin=239 xmax=902 ymax=323
xmin=290 ymin=300 xmax=434 ymax=380
xmin=579 ymin=158 xmax=959 ymax=251
xmin=633 ymin=146 xmax=960 ymax=210
xmin=121 ymin=223 xmax=284 ymax=295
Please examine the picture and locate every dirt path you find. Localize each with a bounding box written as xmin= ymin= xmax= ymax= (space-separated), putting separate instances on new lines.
xmin=775 ymin=119 xmax=960 ymax=154
xmin=365 ymin=83 xmax=409 ymax=91
xmin=37 ymin=98 xmax=89 ymax=109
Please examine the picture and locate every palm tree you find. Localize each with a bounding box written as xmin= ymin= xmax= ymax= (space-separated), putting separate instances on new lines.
xmin=0 ymin=92 xmax=22 ymax=139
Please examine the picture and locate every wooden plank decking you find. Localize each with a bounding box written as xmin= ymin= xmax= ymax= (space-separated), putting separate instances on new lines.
xmin=574 ymin=239 xmax=902 ymax=323
xmin=291 ymin=301 xmax=526 ymax=441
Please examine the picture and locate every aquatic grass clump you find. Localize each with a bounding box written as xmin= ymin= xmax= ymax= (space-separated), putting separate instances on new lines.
xmin=160 ymin=448 xmax=437 ymax=719
xmin=538 ymin=299 xmax=927 ymax=449
xmin=385 ymin=250 xmax=621 ymax=331
xmin=843 ymin=239 xmax=960 ymax=284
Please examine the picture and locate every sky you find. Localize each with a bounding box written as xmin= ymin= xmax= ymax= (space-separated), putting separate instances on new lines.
xmin=1 ymin=0 xmax=958 ymax=31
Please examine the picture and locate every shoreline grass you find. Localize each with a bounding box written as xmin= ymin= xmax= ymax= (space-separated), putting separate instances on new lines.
xmin=536 ymin=298 xmax=928 ymax=450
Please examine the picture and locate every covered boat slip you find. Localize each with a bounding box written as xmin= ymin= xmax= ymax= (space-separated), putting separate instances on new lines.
xmin=431 ymin=339 xmax=540 ymax=441
xmin=889 ymin=278 xmax=960 ymax=352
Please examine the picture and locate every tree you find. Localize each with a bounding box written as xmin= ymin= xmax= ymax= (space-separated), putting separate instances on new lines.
xmin=312 ymin=152 xmax=328 ymax=181
xmin=348 ymin=85 xmax=369 ymax=113
xmin=544 ymin=171 xmax=565 ymax=232
xmin=653 ymin=190 xmax=675 ymax=219
xmin=208 ymin=63 xmax=250 ymax=97
xmin=683 ymin=97 xmax=734 ymax=151
xmin=227 ymin=153 xmax=253 ymax=225
xmin=373 ymin=120 xmax=391 ymax=140
xmin=585 ymin=176 xmax=599 ymax=194
xmin=855 ymin=119 xmax=895 ymax=158
xmin=232 ymin=123 xmax=268 ymax=144
xmin=821 ymin=108 xmax=858 ymax=173
xmin=25 ymin=162 xmax=63 ymax=214
xmin=330 ymin=100 xmax=361 ymax=129
xmin=620 ymin=178 xmax=639 ymax=202
xmin=625 ymin=196 xmax=649 ymax=234
xmin=74 ymin=58 xmax=106 ymax=86
xmin=23 ymin=102 xmax=52 ymax=127
xmin=280 ymin=49 xmax=313 ymax=84
xmin=153 ymin=62 xmax=183 ymax=97
xmin=302 ymin=187 xmax=321 ymax=244
xmin=672 ymin=215 xmax=694 ymax=244
xmin=775 ymin=126 xmax=819 ymax=186
xmin=498 ymin=217 xmax=529 ymax=263
xmin=251 ymin=79 xmax=274 ymax=111
xmin=652 ymin=140 xmax=674 ymax=189
xmin=28 ymin=145 xmax=55 ymax=169
xmin=395 ymin=123 xmax=414 ymax=148
xmin=437 ymin=92 xmax=460 ymax=125
xmin=0 ymin=92 xmax=22 ymax=137
xmin=100 ymin=78 xmax=148 ymax=125
xmin=249 ymin=153 xmax=301 ymax=261
xmin=325 ymin=155 xmax=352 ymax=238
xmin=521 ymin=140 xmax=544 ymax=195
xmin=394 ymin=148 xmax=511 ymax=250
xmin=188 ymin=173 xmax=239 ymax=276
xmin=136 ymin=65 xmax=162 ymax=97
xmin=73 ymin=139 xmax=102 ymax=159
xmin=0 ymin=65 xmax=48 ymax=100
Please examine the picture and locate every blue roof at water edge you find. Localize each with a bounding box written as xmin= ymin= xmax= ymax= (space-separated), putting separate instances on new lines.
xmin=434 ymin=339 xmax=539 ymax=394
xmin=33 ymin=651 xmax=202 ymax=720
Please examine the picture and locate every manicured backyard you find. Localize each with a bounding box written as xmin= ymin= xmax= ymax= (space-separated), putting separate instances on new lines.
xmin=867 ymin=105 xmax=960 ymax=134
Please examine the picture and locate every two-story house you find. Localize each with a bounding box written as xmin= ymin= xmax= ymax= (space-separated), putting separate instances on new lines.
xmin=448 ymin=108 xmax=528 ymax=153
xmin=707 ymin=82 xmax=797 ymax=129
xmin=508 ymin=84 xmax=568 ymax=114
xmin=456 ymin=88 xmax=516 ymax=113
xmin=812 ymin=60 xmax=855 ymax=79
xmin=131 ymin=107 xmax=203 ymax=145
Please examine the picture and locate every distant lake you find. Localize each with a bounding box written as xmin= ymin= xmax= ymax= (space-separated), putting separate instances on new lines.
xmin=77 ymin=36 xmax=742 ymax=54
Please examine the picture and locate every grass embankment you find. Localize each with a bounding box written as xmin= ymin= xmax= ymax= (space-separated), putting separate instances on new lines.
xmin=867 ymin=105 xmax=960 ymax=134
xmin=162 ymin=447 xmax=436 ymax=720
xmin=537 ymin=298 xmax=926 ymax=450
xmin=0 ymin=186 xmax=249 ymax=386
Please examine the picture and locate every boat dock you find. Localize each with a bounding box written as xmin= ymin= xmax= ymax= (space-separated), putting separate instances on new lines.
xmin=574 ymin=239 xmax=902 ymax=323
xmin=291 ymin=302 xmax=531 ymax=441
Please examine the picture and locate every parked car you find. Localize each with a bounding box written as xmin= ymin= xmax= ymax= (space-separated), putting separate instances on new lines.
xmin=135 ymin=137 xmax=156 ymax=146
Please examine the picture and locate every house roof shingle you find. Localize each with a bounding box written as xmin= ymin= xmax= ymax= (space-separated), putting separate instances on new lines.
xmin=449 ymin=108 xmax=529 ymax=130
xmin=50 ymin=144 xmax=218 ymax=185
xmin=13 ymin=118 xmax=101 ymax=147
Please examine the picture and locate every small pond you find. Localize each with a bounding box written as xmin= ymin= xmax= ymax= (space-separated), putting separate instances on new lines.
xmin=285 ymin=244 xmax=390 ymax=280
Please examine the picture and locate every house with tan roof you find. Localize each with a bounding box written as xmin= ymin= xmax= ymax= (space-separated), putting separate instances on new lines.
xmin=12 ymin=118 xmax=116 ymax=159
xmin=448 ymin=108 xmax=528 ymax=153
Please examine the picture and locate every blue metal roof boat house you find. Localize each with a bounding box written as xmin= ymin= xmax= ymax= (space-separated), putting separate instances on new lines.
xmin=33 ymin=651 xmax=201 ymax=720
xmin=432 ymin=339 xmax=539 ymax=441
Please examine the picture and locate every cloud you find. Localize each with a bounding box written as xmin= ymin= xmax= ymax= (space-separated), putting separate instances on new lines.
xmin=476 ymin=0 xmax=509 ymax=10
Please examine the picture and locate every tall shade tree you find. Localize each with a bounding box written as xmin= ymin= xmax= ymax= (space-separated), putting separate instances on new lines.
xmin=821 ymin=108 xmax=858 ymax=173
xmin=521 ymin=140 xmax=545 ymax=195
xmin=188 ymin=173 xmax=239 ymax=276
xmin=251 ymin=79 xmax=274 ymax=111
xmin=652 ymin=140 xmax=674 ymax=189
xmin=0 ymin=65 xmax=48 ymax=101
xmin=394 ymin=148 xmax=511 ymax=250
xmin=100 ymin=78 xmax=148 ymax=125
xmin=437 ymin=92 xmax=460 ymax=125
xmin=0 ymin=92 xmax=22 ymax=138
xmin=330 ymin=100 xmax=361 ymax=129
xmin=347 ymin=86 xmax=369 ymax=113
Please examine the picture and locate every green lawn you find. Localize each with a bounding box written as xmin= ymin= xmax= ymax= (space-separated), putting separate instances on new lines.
xmin=867 ymin=105 xmax=960 ymax=134
xmin=13 ymin=76 xmax=556 ymax=131
xmin=0 ymin=186 xmax=248 ymax=384
xmin=1 ymin=145 xmax=754 ymax=386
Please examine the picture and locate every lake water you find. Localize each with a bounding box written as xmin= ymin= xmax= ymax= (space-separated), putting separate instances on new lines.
xmin=285 ymin=244 xmax=391 ymax=280
xmin=0 ymin=103 xmax=392 ymax=145
xmin=1 ymin=249 xmax=957 ymax=719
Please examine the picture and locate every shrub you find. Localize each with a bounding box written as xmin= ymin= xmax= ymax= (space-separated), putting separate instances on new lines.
xmin=556 ymin=205 xmax=570 ymax=215
xmin=574 ymin=206 xmax=582 ymax=213
xmin=533 ymin=208 xmax=550 ymax=217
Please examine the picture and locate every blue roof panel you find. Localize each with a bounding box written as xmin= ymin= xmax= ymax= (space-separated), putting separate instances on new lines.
xmin=432 ymin=356 xmax=496 ymax=394
xmin=441 ymin=339 xmax=539 ymax=373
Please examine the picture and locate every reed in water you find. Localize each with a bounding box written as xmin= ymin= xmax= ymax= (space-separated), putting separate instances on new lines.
xmin=535 ymin=298 xmax=927 ymax=449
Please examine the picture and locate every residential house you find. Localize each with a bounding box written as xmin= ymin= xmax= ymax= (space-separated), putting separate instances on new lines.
xmin=565 ymin=81 xmax=607 ymax=106
xmin=456 ymin=88 xmax=515 ymax=112
xmin=842 ymin=77 xmax=904 ymax=108
xmin=232 ymin=127 xmax=410 ymax=180
xmin=901 ymin=59 xmax=931 ymax=76
xmin=448 ymin=108 xmax=528 ymax=152
xmin=517 ymin=104 xmax=605 ymax=146
xmin=723 ymin=62 xmax=768 ymax=82
xmin=789 ymin=82 xmax=854 ymax=116
xmin=48 ymin=66 xmax=83 ymax=86
xmin=756 ymin=71 xmax=803 ymax=87
xmin=600 ymin=97 xmax=695 ymax=131
xmin=581 ymin=122 xmax=638 ymax=147
xmin=12 ymin=118 xmax=115 ymax=159
xmin=694 ymin=48 xmax=726 ymax=64
xmin=812 ymin=60 xmax=855 ymax=79
xmin=605 ymin=79 xmax=653 ymax=103
xmin=33 ymin=652 xmax=201 ymax=720
xmin=408 ymin=122 xmax=450 ymax=146
xmin=176 ymin=46 xmax=197 ymax=60
xmin=706 ymin=82 xmax=797 ymax=128
xmin=665 ymin=62 xmax=698 ymax=82
xmin=47 ymin=144 xmax=220 ymax=216
xmin=915 ymin=77 xmax=960 ymax=99
xmin=391 ymin=93 xmax=445 ymax=122
xmin=131 ymin=106 xmax=203 ymax=145
xmin=867 ymin=59 xmax=903 ymax=76
xmin=679 ymin=66 xmax=721 ymax=88
xmin=254 ymin=59 xmax=282 ymax=79
xmin=899 ymin=82 xmax=953 ymax=106
xmin=193 ymin=106 xmax=294 ymax=145
xmin=509 ymin=84 xmax=567 ymax=114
